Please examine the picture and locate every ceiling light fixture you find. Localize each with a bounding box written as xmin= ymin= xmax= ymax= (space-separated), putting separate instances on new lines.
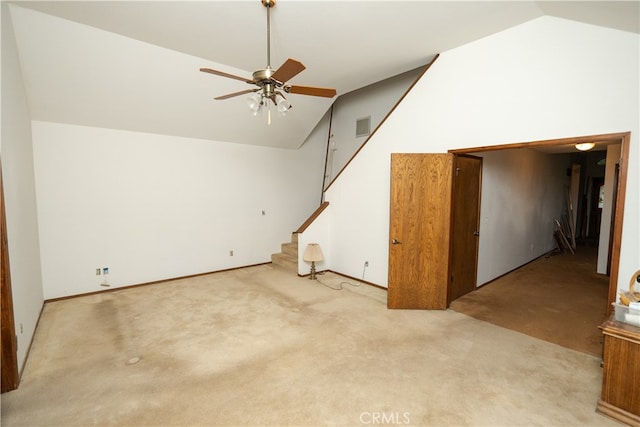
xmin=244 ymin=0 xmax=290 ymax=124
xmin=276 ymin=94 xmax=291 ymax=115
xmin=200 ymin=0 xmax=336 ymax=126
xmin=575 ymin=142 xmax=595 ymax=151
xmin=247 ymin=93 xmax=262 ymax=114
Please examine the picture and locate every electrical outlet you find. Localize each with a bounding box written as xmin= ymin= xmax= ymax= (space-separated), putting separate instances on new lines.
xmin=20 ymin=323 xmax=23 ymax=334
xmin=364 ymin=261 xmax=369 ymax=267
xmin=96 ymin=268 xmax=101 ymax=275
xmin=229 ymin=250 xmax=234 ymax=256
xmin=261 ymin=210 xmax=266 ymax=216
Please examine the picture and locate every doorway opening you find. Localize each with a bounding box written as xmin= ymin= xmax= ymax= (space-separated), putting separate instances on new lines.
xmin=448 ymin=132 xmax=629 ymax=355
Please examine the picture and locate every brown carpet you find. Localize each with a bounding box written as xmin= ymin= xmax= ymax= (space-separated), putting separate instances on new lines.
xmin=1 ymin=265 xmax=615 ymax=426
xmin=450 ymin=246 xmax=609 ymax=357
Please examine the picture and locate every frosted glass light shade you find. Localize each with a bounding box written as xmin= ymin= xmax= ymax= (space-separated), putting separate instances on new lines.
xmin=575 ymin=142 xmax=595 ymax=151
xmin=277 ymin=97 xmax=291 ymax=114
xmin=247 ymin=93 xmax=262 ymax=111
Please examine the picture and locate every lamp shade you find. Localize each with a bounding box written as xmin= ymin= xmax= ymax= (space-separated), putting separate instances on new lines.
xmin=303 ymin=243 xmax=324 ymax=262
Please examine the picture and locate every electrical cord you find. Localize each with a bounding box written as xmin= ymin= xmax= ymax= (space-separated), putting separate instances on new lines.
xmin=314 ymin=266 xmax=365 ymax=291
xmin=316 ymin=278 xmax=361 ymax=291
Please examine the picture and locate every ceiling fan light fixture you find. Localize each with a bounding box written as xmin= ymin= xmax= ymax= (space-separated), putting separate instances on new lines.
xmin=575 ymin=142 xmax=595 ymax=151
xmin=247 ymin=93 xmax=262 ymax=111
xmin=200 ymin=0 xmax=336 ymax=123
xmin=276 ymin=95 xmax=291 ymax=115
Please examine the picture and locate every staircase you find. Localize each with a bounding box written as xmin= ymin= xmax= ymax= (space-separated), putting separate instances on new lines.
xmin=271 ymin=233 xmax=298 ymax=273
xmin=272 ymin=203 xmax=329 ymax=274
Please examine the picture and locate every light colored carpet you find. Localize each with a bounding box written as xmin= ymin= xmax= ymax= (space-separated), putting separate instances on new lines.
xmin=1 ymin=265 xmax=616 ymax=426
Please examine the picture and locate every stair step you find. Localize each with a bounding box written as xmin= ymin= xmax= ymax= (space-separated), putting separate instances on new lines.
xmin=271 ymin=233 xmax=299 ymax=274
xmin=281 ymin=242 xmax=298 ymax=257
xmin=271 ymin=252 xmax=297 ymax=273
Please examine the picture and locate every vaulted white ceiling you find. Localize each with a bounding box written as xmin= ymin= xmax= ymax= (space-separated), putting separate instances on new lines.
xmin=8 ymin=1 xmax=639 ymax=149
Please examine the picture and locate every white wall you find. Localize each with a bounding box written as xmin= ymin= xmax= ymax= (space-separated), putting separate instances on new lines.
xmin=325 ymin=67 xmax=424 ymax=186
xmin=32 ymin=120 xmax=327 ymax=299
xmin=324 ymin=16 xmax=639 ymax=298
xmin=1 ymin=3 xmax=45 ymax=372
xmin=476 ymin=150 xmax=570 ymax=285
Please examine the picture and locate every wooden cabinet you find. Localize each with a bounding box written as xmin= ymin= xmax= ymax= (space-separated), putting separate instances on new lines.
xmin=597 ymin=318 xmax=640 ymax=426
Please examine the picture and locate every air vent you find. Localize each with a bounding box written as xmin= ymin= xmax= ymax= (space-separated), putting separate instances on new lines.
xmin=356 ymin=116 xmax=371 ymax=138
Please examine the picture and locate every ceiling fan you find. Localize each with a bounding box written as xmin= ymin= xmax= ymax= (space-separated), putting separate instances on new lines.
xmin=200 ymin=0 xmax=337 ymax=123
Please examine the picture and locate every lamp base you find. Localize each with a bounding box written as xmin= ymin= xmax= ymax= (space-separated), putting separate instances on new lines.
xmin=309 ymin=261 xmax=317 ymax=280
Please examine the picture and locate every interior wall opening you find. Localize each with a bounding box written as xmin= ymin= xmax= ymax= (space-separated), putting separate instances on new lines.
xmin=448 ymin=132 xmax=629 ymax=355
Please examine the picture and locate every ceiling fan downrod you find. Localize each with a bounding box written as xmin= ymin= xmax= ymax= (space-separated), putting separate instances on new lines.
xmin=262 ymin=0 xmax=276 ymax=70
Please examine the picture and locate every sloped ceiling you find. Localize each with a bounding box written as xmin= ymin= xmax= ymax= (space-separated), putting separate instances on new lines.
xmin=8 ymin=1 xmax=639 ymax=149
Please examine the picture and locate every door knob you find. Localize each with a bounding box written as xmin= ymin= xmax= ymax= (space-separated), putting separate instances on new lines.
xmin=473 ymin=231 xmax=480 ymax=236
xmin=392 ymin=239 xmax=402 ymax=245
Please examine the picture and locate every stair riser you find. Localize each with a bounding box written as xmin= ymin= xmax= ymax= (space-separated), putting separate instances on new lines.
xmin=270 ymin=234 xmax=299 ymax=274
xmin=281 ymin=243 xmax=298 ymax=257
xmin=271 ymin=254 xmax=297 ymax=272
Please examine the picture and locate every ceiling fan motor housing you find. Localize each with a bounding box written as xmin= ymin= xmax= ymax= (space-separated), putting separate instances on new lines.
xmin=252 ymin=68 xmax=275 ymax=83
xmin=252 ymin=69 xmax=280 ymax=99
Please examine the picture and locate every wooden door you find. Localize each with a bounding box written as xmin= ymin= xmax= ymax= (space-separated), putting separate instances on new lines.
xmin=388 ymin=153 xmax=452 ymax=309
xmin=606 ymin=163 xmax=620 ymax=276
xmin=1 ymin=163 xmax=19 ymax=393
xmin=449 ymin=155 xmax=482 ymax=303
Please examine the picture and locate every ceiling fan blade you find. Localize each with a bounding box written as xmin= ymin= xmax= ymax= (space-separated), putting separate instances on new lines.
xmin=200 ymin=68 xmax=255 ymax=84
xmin=287 ymin=85 xmax=337 ymax=98
xmin=271 ymin=58 xmax=306 ymax=83
xmin=215 ymin=89 xmax=258 ymax=100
